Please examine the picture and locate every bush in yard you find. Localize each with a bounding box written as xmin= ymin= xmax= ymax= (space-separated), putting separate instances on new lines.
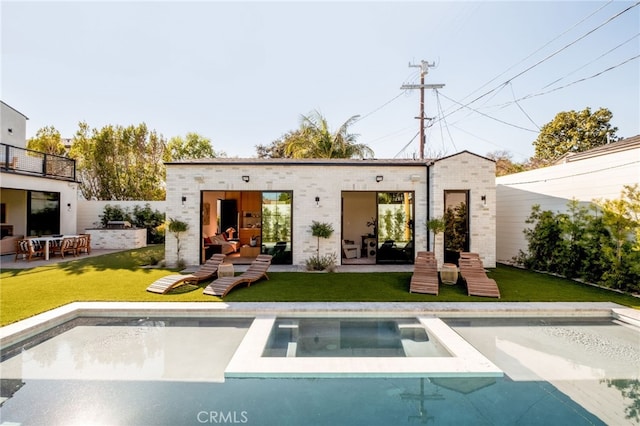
xmin=516 ymin=185 xmax=640 ymax=293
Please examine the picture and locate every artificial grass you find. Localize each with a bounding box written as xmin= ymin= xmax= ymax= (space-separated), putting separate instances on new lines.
xmin=1 ymin=246 xmax=638 ymax=326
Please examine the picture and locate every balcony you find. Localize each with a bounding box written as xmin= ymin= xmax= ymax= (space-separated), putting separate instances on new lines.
xmin=0 ymin=143 xmax=76 ymax=182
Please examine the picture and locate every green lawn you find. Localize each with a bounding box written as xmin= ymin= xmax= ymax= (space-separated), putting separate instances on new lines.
xmin=1 ymin=246 xmax=638 ymax=326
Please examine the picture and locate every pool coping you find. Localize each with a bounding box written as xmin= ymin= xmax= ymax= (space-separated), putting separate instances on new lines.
xmin=1 ymin=301 xmax=635 ymax=350
xmin=225 ymin=315 xmax=503 ymax=378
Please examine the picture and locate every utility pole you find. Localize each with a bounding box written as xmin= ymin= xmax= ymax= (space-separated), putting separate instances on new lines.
xmin=401 ymin=61 xmax=444 ymax=159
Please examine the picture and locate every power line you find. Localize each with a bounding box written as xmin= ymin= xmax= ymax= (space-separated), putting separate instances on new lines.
xmin=437 ymin=91 xmax=539 ymax=133
xmin=540 ymin=32 xmax=640 ymax=90
xmin=509 ymin=54 xmax=640 ymax=104
xmin=439 ymin=1 xmax=640 ymax=122
xmin=454 ymin=0 xmax=616 ymax=106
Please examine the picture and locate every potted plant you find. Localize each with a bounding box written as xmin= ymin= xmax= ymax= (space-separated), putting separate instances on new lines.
xmin=167 ymin=218 xmax=189 ymax=268
xmin=306 ymin=221 xmax=336 ymax=271
xmin=426 ymin=216 xmax=445 ymax=252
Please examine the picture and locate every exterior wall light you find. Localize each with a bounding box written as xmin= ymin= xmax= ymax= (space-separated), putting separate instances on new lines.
xmin=481 ymin=195 xmax=487 ymax=205
xmin=242 ymin=175 xmax=250 ymax=182
xmin=376 ymin=175 xmax=384 ymax=182
xmin=181 ymin=196 xmax=187 ymax=206
xmin=315 ymin=196 xmax=320 ymax=207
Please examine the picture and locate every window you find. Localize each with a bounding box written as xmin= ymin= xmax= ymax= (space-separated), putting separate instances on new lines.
xmin=262 ymin=192 xmax=292 ymax=264
xmin=27 ymin=191 xmax=60 ymax=236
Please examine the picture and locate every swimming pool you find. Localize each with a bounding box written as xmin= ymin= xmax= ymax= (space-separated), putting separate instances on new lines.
xmin=0 ymin=302 xmax=638 ymax=425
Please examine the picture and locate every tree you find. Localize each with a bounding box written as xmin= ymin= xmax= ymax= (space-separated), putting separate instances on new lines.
xmin=163 ymin=132 xmax=222 ymax=162
xmin=533 ymin=107 xmax=619 ymax=164
xmin=26 ymin=126 xmax=67 ymax=155
xmin=426 ymin=217 xmax=445 ymax=251
xmin=255 ymin=131 xmax=298 ymax=158
xmin=486 ymin=150 xmax=526 ymax=176
xmin=69 ymin=121 xmax=166 ymax=200
xmin=167 ymin=218 xmax=189 ymax=267
xmin=284 ymin=110 xmax=374 ymax=159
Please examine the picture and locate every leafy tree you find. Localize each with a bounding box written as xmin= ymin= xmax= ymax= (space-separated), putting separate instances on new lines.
xmin=517 ymin=188 xmax=640 ymax=292
xmin=26 ymin=126 xmax=67 ymax=155
xmin=284 ymin=110 xmax=374 ymax=159
xmin=533 ymin=107 xmax=619 ymax=164
xmin=99 ymin=203 xmax=165 ymax=244
xmin=69 ymin=122 xmax=166 ymax=200
xmin=486 ymin=150 xmax=526 ymax=176
xmin=167 ymin=218 xmax=189 ymax=267
xmin=255 ymin=131 xmax=298 ymax=158
xmin=427 ymin=217 xmax=446 ymax=251
xmin=310 ymin=220 xmax=334 ymax=256
xmin=164 ymin=132 xmax=222 ymax=162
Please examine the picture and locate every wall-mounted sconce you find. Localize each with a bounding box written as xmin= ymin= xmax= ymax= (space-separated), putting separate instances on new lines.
xmin=7 ymin=128 xmax=13 ymax=135
xmin=242 ymin=175 xmax=250 ymax=182
xmin=315 ymin=196 xmax=320 ymax=207
xmin=181 ymin=196 xmax=187 ymax=206
xmin=67 ymin=203 xmax=71 ymax=212
xmin=481 ymin=195 xmax=487 ymax=205
xmin=376 ymin=175 xmax=384 ymax=182
xmin=410 ymin=174 xmax=421 ymax=182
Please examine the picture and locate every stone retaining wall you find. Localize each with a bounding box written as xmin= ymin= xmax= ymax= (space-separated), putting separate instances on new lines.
xmin=85 ymin=228 xmax=147 ymax=250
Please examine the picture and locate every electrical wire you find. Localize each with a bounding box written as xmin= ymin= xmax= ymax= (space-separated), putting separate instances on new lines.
xmin=509 ymin=82 xmax=540 ymax=130
xmin=437 ymin=91 xmax=539 ymax=133
xmin=440 ymin=1 xmax=640 ymax=121
xmin=510 ymin=54 xmax=640 ymax=103
xmin=454 ymin=0 xmax=616 ymax=106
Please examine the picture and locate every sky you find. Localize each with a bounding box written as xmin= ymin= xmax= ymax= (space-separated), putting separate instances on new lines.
xmin=2 ymin=1 xmax=639 ymax=162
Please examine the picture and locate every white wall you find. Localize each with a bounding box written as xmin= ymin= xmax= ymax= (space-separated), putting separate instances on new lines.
xmin=77 ymin=200 xmax=166 ymax=232
xmin=431 ymin=152 xmax=496 ymax=267
xmin=0 ymin=174 xmax=77 ymax=235
xmin=165 ymin=155 xmax=496 ymax=268
xmin=496 ymin=144 xmax=640 ymax=263
xmin=0 ymin=102 xmax=27 ymax=148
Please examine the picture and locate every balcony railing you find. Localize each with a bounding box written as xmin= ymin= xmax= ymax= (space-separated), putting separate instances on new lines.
xmin=0 ymin=143 xmax=76 ymax=182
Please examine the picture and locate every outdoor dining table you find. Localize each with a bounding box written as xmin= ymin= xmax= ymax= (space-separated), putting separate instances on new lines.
xmin=31 ymin=235 xmax=80 ymax=260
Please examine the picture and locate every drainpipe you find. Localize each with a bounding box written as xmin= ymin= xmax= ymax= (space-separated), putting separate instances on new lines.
xmin=426 ymin=161 xmax=431 ymax=251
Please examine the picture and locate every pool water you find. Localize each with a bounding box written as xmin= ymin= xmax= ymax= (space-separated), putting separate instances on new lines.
xmin=0 ymin=315 xmax=638 ymax=425
xmin=263 ymin=318 xmax=452 ymax=358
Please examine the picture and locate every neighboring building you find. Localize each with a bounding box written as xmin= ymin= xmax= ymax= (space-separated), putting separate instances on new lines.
xmin=165 ymin=151 xmax=496 ymax=268
xmin=496 ymin=135 xmax=640 ymax=263
xmin=0 ymin=101 xmax=78 ymax=241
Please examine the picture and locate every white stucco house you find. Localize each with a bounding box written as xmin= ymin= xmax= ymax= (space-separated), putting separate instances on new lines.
xmin=0 ymin=101 xmax=78 ymax=246
xmin=496 ymin=135 xmax=640 ymax=263
xmin=165 ymin=151 xmax=496 ymax=268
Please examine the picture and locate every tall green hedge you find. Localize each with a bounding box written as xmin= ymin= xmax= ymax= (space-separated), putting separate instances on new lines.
xmin=516 ymin=185 xmax=640 ymax=293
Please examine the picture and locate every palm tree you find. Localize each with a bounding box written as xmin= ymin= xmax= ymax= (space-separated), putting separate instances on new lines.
xmin=285 ymin=110 xmax=374 ymax=159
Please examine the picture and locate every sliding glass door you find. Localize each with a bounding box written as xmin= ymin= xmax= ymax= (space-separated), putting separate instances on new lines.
xmin=376 ymin=192 xmax=414 ymax=264
xmin=261 ymin=191 xmax=292 ymax=264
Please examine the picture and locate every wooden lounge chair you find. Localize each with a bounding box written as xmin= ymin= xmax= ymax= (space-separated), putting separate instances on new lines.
xmin=146 ymin=253 xmax=226 ymax=294
xmin=459 ymin=254 xmax=500 ymax=298
xmin=409 ymin=252 xmax=439 ymax=295
xmin=203 ymin=254 xmax=272 ymax=297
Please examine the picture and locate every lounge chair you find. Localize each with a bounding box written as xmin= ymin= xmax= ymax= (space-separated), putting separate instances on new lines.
xmin=146 ymin=253 xmax=226 ymax=294
xmin=409 ymin=252 xmax=439 ymax=295
xmin=458 ymin=254 xmax=500 ymax=298
xmin=203 ymin=254 xmax=272 ymax=297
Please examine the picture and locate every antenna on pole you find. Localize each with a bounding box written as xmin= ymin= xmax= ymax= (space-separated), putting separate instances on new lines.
xmin=401 ymin=60 xmax=444 ymax=159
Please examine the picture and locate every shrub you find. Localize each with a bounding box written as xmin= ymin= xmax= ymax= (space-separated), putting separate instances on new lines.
xmin=305 ymin=253 xmax=337 ymax=272
xmin=517 ymin=186 xmax=640 ymax=293
xmin=100 ymin=203 xmax=166 ymax=244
